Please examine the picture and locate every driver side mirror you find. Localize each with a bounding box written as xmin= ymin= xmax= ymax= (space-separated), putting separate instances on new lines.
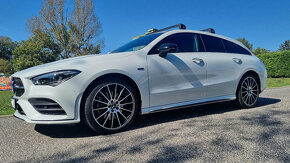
xmin=158 ymin=43 xmax=178 ymax=58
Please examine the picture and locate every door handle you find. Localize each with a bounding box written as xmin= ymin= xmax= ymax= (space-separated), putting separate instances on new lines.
xmin=192 ymin=58 xmax=203 ymax=64
xmin=232 ymin=58 xmax=241 ymax=63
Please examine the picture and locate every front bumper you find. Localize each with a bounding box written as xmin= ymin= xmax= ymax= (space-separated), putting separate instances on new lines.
xmin=11 ymin=74 xmax=85 ymax=124
xmin=14 ymin=110 xmax=79 ymax=124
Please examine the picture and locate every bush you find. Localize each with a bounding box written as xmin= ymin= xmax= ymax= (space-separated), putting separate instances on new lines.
xmin=0 ymin=58 xmax=12 ymax=74
xmin=257 ymin=50 xmax=290 ymax=78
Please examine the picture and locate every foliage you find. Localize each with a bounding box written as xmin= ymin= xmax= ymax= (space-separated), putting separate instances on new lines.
xmin=0 ymin=59 xmax=12 ymax=74
xmin=0 ymin=36 xmax=17 ymax=61
xmin=279 ymin=40 xmax=290 ymax=51
xmin=253 ymin=46 xmax=270 ymax=55
xmin=257 ymin=50 xmax=290 ymax=78
xmin=237 ymin=37 xmax=253 ymax=51
xmin=267 ymin=78 xmax=290 ymax=88
xmin=26 ymin=0 xmax=103 ymax=59
xmin=12 ymin=34 xmax=60 ymax=72
xmin=0 ymin=91 xmax=14 ymax=115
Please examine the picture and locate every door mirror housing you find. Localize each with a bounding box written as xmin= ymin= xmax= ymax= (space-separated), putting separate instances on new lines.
xmin=158 ymin=43 xmax=178 ymax=58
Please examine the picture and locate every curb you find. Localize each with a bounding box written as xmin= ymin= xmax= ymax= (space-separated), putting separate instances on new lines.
xmin=0 ymin=114 xmax=13 ymax=118
xmin=266 ymin=86 xmax=290 ymax=90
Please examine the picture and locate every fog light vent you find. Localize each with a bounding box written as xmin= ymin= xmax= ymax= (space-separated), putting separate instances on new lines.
xmin=29 ymin=98 xmax=66 ymax=115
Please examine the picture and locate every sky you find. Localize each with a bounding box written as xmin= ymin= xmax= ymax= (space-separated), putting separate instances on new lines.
xmin=0 ymin=0 xmax=290 ymax=53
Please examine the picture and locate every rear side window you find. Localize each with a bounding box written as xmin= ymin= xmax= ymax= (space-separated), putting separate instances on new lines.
xmin=148 ymin=33 xmax=205 ymax=54
xmin=222 ymin=39 xmax=251 ymax=55
xmin=201 ymin=34 xmax=225 ymax=52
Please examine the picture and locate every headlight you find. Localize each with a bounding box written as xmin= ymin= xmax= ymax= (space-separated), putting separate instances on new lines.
xmin=31 ymin=70 xmax=81 ymax=86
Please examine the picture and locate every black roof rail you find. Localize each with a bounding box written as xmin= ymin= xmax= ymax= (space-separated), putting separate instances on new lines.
xmin=133 ymin=24 xmax=186 ymax=40
xmin=201 ymin=28 xmax=215 ymax=34
xmin=155 ymin=24 xmax=186 ymax=33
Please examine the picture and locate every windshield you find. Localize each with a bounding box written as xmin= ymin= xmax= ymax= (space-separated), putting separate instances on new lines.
xmin=111 ymin=33 xmax=163 ymax=53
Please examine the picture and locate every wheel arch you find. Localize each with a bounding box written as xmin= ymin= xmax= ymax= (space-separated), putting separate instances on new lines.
xmin=79 ymin=73 xmax=142 ymax=121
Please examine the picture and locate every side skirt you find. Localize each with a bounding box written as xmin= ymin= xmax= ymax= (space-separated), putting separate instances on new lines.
xmin=141 ymin=95 xmax=236 ymax=114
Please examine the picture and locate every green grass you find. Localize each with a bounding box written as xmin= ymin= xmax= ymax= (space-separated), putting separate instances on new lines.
xmin=267 ymin=78 xmax=290 ymax=88
xmin=0 ymin=78 xmax=290 ymax=116
xmin=0 ymin=91 xmax=14 ymax=116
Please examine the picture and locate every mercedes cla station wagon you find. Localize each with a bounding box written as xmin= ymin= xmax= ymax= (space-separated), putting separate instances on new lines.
xmin=11 ymin=24 xmax=267 ymax=134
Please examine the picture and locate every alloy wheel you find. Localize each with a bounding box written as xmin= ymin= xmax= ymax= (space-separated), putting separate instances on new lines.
xmin=92 ymin=83 xmax=135 ymax=130
xmin=241 ymin=77 xmax=259 ymax=106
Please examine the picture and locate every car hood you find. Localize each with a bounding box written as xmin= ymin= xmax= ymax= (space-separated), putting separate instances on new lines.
xmin=12 ymin=52 xmax=133 ymax=78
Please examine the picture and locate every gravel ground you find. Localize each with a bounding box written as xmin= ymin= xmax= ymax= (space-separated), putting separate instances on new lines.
xmin=0 ymin=87 xmax=289 ymax=163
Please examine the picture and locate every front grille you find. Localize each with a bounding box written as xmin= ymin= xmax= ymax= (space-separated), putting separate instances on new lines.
xmin=29 ymin=98 xmax=66 ymax=115
xmin=12 ymin=78 xmax=25 ymax=97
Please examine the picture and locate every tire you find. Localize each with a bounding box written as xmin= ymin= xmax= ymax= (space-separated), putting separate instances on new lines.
xmin=82 ymin=77 xmax=139 ymax=134
xmin=236 ymin=74 xmax=260 ymax=108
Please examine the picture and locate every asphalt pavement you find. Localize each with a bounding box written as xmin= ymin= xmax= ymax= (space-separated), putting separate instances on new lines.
xmin=0 ymin=87 xmax=290 ymax=162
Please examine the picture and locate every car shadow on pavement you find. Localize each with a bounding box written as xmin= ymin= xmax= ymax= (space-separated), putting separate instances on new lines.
xmin=34 ymin=97 xmax=281 ymax=138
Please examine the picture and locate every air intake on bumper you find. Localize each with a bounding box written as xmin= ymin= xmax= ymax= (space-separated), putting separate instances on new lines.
xmin=29 ymin=98 xmax=66 ymax=115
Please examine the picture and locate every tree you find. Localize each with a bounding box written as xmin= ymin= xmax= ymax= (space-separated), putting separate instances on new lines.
xmin=253 ymin=46 xmax=270 ymax=55
xmin=12 ymin=35 xmax=60 ymax=72
xmin=0 ymin=36 xmax=17 ymax=61
xmin=26 ymin=0 xmax=103 ymax=59
xmin=279 ymin=40 xmax=290 ymax=51
xmin=0 ymin=58 xmax=12 ymax=74
xmin=237 ymin=37 xmax=253 ymax=51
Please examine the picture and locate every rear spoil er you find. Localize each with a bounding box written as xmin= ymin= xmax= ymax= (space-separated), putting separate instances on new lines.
xmin=141 ymin=95 xmax=236 ymax=114
xmin=14 ymin=111 xmax=80 ymax=124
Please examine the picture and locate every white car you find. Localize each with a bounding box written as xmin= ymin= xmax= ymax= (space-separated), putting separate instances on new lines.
xmin=11 ymin=24 xmax=267 ymax=134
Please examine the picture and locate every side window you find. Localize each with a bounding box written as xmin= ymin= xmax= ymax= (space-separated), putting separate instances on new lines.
xmin=148 ymin=33 xmax=204 ymax=54
xmin=222 ymin=39 xmax=251 ymax=55
xmin=201 ymin=34 xmax=226 ymax=52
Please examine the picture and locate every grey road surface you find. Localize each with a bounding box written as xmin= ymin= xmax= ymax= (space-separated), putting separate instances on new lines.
xmin=0 ymin=87 xmax=290 ymax=162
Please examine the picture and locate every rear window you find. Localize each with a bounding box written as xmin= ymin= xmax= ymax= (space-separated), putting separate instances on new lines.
xmin=222 ymin=39 xmax=251 ymax=55
xmin=201 ymin=34 xmax=225 ymax=52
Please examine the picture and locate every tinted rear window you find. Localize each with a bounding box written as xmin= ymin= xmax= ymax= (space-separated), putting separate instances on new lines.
xmin=201 ymin=34 xmax=225 ymax=52
xmin=222 ymin=39 xmax=251 ymax=55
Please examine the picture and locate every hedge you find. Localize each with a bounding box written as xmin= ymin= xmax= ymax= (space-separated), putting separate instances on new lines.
xmin=257 ymin=50 xmax=290 ymax=78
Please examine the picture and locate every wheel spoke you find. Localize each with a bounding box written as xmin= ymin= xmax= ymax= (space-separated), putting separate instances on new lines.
xmin=97 ymin=110 xmax=109 ymax=120
xmin=245 ymin=95 xmax=249 ymax=104
xmin=107 ymin=85 xmax=113 ymax=99
xmin=119 ymin=94 xmax=130 ymax=102
xmin=119 ymin=107 xmax=132 ymax=113
xmin=111 ymin=113 xmax=115 ymax=128
xmin=118 ymin=111 xmax=128 ymax=120
xmin=93 ymin=107 xmax=108 ymax=111
xmin=253 ymin=96 xmax=258 ymax=102
xmin=120 ymin=102 xmax=133 ymax=106
xmin=100 ymin=90 xmax=110 ymax=102
xmin=245 ymin=78 xmax=249 ymax=87
xmin=252 ymin=92 xmax=258 ymax=96
xmin=242 ymin=93 xmax=248 ymax=99
xmin=116 ymin=112 xmax=122 ymax=127
xmin=103 ymin=113 xmax=110 ymax=126
xmin=242 ymin=86 xmax=248 ymax=90
xmin=117 ymin=88 xmax=125 ymax=101
xmin=114 ymin=84 xmax=117 ymax=99
xmin=94 ymin=99 xmax=107 ymax=105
